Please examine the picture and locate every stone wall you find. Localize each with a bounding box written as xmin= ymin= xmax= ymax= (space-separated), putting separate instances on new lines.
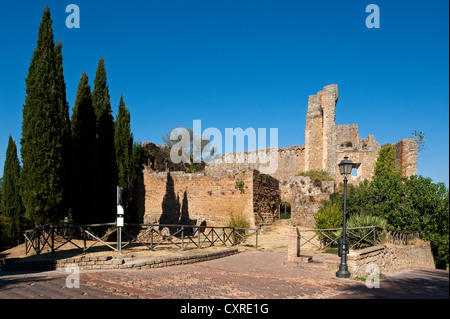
xmin=252 ymin=170 xmax=281 ymax=227
xmin=395 ymin=138 xmax=418 ymax=177
xmin=138 ymin=168 xmax=280 ymax=228
xmin=205 ymin=145 xmax=305 ymax=182
xmin=286 ymin=176 xmax=334 ymax=227
xmin=345 ymin=242 xmax=435 ymax=278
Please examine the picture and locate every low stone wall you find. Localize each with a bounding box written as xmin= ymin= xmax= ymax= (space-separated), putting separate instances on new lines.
xmin=345 ymin=242 xmax=435 ymax=278
xmin=286 ymin=227 xmax=436 ymax=277
xmin=0 ymin=248 xmax=239 ymax=272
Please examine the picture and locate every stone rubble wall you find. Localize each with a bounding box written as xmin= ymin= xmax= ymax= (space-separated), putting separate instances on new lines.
xmin=345 ymin=242 xmax=435 ymax=278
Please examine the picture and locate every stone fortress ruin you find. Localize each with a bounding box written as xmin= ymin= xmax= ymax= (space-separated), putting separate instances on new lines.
xmin=138 ymin=84 xmax=418 ymax=228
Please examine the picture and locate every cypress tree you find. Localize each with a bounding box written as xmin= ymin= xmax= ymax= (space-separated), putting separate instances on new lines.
xmin=20 ymin=7 xmax=71 ymax=226
xmin=115 ymin=94 xmax=133 ymax=207
xmin=1 ymin=136 xmax=25 ymax=244
xmin=114 ymin=95 xmax=144 ymax=222
xmin=92 ymin=58 xmax=117 ymax=223
xmin=71 ymin=73 xmax=97 ymax=224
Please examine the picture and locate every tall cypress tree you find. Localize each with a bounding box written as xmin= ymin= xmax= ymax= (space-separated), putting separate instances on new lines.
xmin=115 ymin=94 xmax=132 ymax=190
xmin=71 ymin=73 xmax=97 ymax=224
xmin=1 ymin=136 xmax=25 ymax=244
xmin=20 ymin=7 xmax=71 ymax=226
xmin=114 ymin=94 xmax=143 ymax=222
xmin=92 ymin=58 xmax=117 ymax=223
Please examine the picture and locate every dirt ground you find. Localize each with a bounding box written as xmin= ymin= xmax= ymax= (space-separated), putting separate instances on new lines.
xmin=0 ymin=219 xmax=320 ymax=261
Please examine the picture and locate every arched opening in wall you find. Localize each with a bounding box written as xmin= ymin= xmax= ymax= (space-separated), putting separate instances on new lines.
xmin=280 ymin=202 xmax=291 ymax=219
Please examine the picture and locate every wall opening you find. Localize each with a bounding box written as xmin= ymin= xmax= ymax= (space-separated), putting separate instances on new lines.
xmin=280 ymin=202 xmax=291 ymax=219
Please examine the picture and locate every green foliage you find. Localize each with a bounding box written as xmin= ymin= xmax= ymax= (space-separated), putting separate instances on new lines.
xmin=227 ymin=212 xmax=250 ymax=244
xmin=235 ymin=179 xmax=246 ymax=193
xmin=315 ymin=199 xmax=342 ymax=246
xmin=404 ymin=175 xmax=449 ymax=268
xmin=20 ymin=7 xmax=71 ymax=227
xmin=411 ymin=130 xmax=426 ymax=153
xmin=315 ymin=200 xmax=342 ymax=229
xmin=185 ymin=162 xmax=197 ymax=173
xmin=227 ymin=212 xmax=250 ymax=229
xmin=92 ymin=58 xmax=118 ymax=223
xmin=71 ymin=73 xmax=97 ymax=225
xmin=115 ymin=96 xmax=144 ymax=222
xmin=325 ymin=170 xmax=449 ymax=268
xmin=374 ymin=144 xmax=401 ymax=178
xmin=347 ymin=214 xmax=386 ymax=248
xmin=1 ymin=137 xmax=25 ymax=244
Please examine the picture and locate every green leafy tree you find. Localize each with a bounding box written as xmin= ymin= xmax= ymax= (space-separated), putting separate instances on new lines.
xmin=1 ymin=137 xmax=26 ymax=244
xmin=411 ymin=130 xmax=426 ymax=153
xmin=92 ymin=58 xmax=117 ymax=223
xmin=20 ymin=7 xmax=71 ymax=226
xmin=405 ymin=175 xmax=449 ymax=268
xmin=71 ymin=73 xmax=98 ymax=224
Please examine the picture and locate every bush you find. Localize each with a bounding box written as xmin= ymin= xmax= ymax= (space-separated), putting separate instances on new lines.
xmin=227 ymin=212 xmax=250 ymax=244
xmin=315 ymin=200 xmax=343 ymax=247
xmin=347 ymin=214 xmax=387 ymax=248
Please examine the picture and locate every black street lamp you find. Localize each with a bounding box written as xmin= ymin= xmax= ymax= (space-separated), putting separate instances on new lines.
xmin=336 ymin=156 xmax=354 ymax=278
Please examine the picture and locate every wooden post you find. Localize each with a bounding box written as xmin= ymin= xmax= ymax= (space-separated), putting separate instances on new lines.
xmin=37 ymin=231 xmax=40 ymax=254
xmin=181 ymin=226 xmax=184 ymax=250
xmin=373 ymin=227 xmax=376 ymax=245
xmin=255 ymin=229 xmax=258 ymax=249
xmin=51 ymin=227 xmax=55 ymax=254
xmin=83 ymin=227 xmax=86 ymax=251
xmin=151 ymin=228 xmax=154 ymax=249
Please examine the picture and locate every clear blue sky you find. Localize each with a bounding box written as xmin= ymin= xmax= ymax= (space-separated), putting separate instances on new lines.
xmin=0 ymin=0 xmax=448 ymax=186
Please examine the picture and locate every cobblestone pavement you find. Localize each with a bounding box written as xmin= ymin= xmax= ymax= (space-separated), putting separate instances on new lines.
xmin=0 ymin=251 xmax=448 ymax=299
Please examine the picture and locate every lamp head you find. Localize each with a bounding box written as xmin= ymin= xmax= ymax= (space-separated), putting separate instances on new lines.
xmin=339 ymin=156 xmax=354 ymax=176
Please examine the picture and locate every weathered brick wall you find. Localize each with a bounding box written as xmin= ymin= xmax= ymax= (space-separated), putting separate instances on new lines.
xmin=395 ymin=138 xmax=418 ymax=177
xmin=139 ymin=169 xmax=280 ymax=228
xmin=140 ymin=169 xmax=255 ymax=227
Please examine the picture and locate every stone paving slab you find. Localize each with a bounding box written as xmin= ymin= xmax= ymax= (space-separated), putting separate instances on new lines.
xmin=0 ymin=251 xmax=448 ymax=300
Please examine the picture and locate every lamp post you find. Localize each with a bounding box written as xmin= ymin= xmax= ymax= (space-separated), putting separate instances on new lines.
xmin=336 ymin=156 xmax=353 ymax=278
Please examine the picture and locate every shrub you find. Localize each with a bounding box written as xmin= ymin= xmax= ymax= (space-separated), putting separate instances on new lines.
xmin=227 ymin=212 xmax=250 ymax=244
xmin=347 ymin=214 xmax=387 ymax=248
xmin=315 ymin=200 xmax=343 ymax=247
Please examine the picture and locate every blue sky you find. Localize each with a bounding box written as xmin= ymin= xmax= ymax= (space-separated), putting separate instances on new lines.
xmin=0 ymin=0 xmax=448 ymax=186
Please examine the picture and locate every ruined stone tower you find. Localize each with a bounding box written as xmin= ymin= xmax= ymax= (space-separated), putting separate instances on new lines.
xmin=304 ymin=84 xmax=338 ymax=174
xmin=303 ymin=84 xmax=418 ymax=183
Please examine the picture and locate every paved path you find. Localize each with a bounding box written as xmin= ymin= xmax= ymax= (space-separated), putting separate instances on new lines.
xmin=0 ymin=251 xmax=448 ymax=300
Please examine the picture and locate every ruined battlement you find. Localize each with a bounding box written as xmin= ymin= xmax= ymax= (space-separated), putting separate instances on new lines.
xmin=206 ymin=84 xmax=417 ymax=185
